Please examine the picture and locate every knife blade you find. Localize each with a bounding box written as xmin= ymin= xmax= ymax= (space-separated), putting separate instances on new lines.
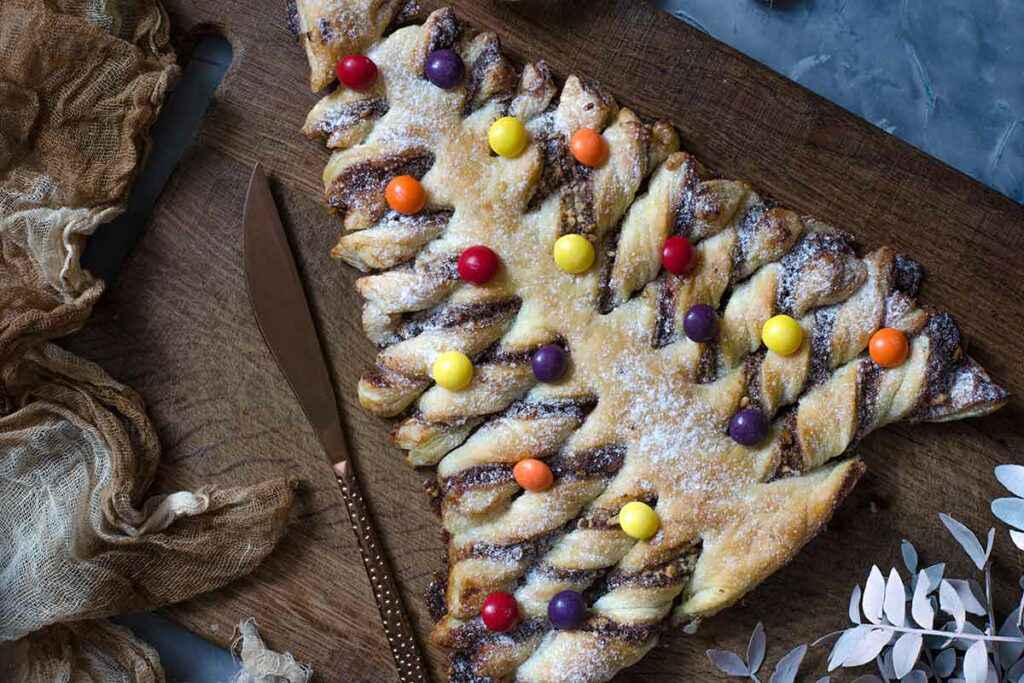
xmin=242 ymin=163 xmax=430 ymax=682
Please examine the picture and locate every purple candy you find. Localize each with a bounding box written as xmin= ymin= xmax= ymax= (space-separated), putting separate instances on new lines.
xmin=425 ymin=49 xmax=464 ymax=89
xmin=683 ymin=303 xmax=718 ymax=343
xmin=532 ymin=344 xmax=567 ymax=382
xmin=729 ymin=408 xmax=768 ymax=446
xmin=548 ymin=590 xmax=587 ymax=629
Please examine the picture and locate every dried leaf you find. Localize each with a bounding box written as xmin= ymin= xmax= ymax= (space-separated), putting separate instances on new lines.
xmin=863 ymin=566 xmax=886 ymax=624
xmin=963 ymin=639 xmax=989 ymax=683
xmin=940 ymin=513 xmax=989 ymax=570
xmin=829 ymin=626 xmax=872 ymax=671
xmin=997 ymin=608 xmax=1024 ymax=668
xmin=933 ymin=647 xmax=956 ymax=677
xmin=885 ymin=568 xmax=907 ymax=626
xmin=995 ymin=464 xmax=1024 ymax=498
xmin=1010 ymin=529 xmax=1024 ymax=551
xmin=922 ymin=563 xmax=946 ymax=594
xmin=901 ymin=540 xmax=918 ymax=574
xmin=911 ymin=569 xmax=935 ymax=629
xmin=946 ymin=579 xmax=986 ymax=616
xmin=768 ymin=644 xmax=807 ymax=683
xmin=849 ymin=585 xmax=863 ymax=625
xmin=892 ymin=632 xmax=922 ymax=678
xmin=747 ymin=622 xmax=766 ymax=675
xmin=940 ymin=579 xmax=966 ymax=632
xmin=993 ymin=498 xmax=1024 ymax=532
xmin=843 ymin=628 xmax=892 ymax=668
xmin=706 ymin=649 xmax=748 ymax=677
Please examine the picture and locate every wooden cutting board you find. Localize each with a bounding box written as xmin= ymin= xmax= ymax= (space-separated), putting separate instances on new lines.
xmin=65 ymin=1 xmax=1024 ymax=680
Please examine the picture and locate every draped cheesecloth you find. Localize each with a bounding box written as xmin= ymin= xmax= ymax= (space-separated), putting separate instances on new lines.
xmin=0 ymin=1 xmax=299 ymax=679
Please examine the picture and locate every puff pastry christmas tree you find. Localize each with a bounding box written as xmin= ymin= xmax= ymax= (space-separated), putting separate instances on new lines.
xmin=296 ymin=6 xmax=1007 ymax=681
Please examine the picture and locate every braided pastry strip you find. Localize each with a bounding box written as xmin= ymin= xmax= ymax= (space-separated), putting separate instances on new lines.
xmin=298 ymin=7 xmax=1007 ymax=682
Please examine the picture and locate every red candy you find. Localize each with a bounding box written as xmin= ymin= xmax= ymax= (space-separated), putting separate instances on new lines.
xmin=661 ymin=236 xmax=695 ymax=275
xmin=457 ymin=245 xmax=499 ymax=284
xmin=481 ymin=591 xmax=519 ymax=632
xmin=336 ymin=54 xmax=378 ymax=90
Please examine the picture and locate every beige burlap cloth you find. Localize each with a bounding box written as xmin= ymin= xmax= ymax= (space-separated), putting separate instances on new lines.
xmin=0 ymin=1 xmax=301 ymax=680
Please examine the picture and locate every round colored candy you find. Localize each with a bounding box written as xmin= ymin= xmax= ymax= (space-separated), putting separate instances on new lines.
xmin=683 ymin=304 xmax=718 ymax=343
xmin=761 ymin=314 xmax=804 ymax=356
xmin=553 ymin=234 xmax=595 ymax=274
xmin=514 ymin=458 xmax=553 ymax=492
xmin=336 ymin=54 xmax=378 ymax=90
xmin=481 ymin=591 xmax=519 ymax=632
xmin=618 ymin=501 xmax=659 ymax=540
xmin=384 ymin=175 xmax=426 ymax=215
xmin=729 ymin=407 xmax=768 ymax=446
xmin=548 ymin=590 xmax=587 ymax=630
xmin=488 ymin=116 xmax=528 ymax=158
xmin=661 ymin=236 xmax=695 ymax=275
xmin=425 ymin=49 xmax=464 ymax=89
xmin=432 ymin=351 xmax=473 ymax=391
xmin=569 ymin=128 xmax=608 ymax=168
xmin=457 ymin=245 xmax=499 ymax=284
xmin=869 ymin=327 xmax=909 ymax=368
xmin=531 ymin=344 xmax=567 ymax=382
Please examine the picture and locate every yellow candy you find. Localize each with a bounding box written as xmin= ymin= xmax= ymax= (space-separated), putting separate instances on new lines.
xmin=488 ymin=116 xmax=528 ymax=158
xmin=553 ymin=234 xmax=595 ymax=274
xmin=432 ymin=351 xmax=474 ymax=391
xmin=618 ymin=501 xmax=659 ymax=540
xmin=761 ymin=314 xmax=804 ymax=356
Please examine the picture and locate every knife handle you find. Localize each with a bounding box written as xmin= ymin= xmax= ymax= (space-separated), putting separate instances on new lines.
xmin=334 ymin=462 xmax=431 ymax=682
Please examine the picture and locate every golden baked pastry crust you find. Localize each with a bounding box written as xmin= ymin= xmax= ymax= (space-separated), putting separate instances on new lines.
xmin=296 ymin=6 xmax=1008 ymax=681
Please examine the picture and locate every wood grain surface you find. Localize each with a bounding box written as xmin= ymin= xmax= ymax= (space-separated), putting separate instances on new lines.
xmin=64 ymin=1 xmax=1024 ymax=680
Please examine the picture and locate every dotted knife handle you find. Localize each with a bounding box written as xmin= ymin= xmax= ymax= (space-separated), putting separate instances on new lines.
xmin=335 ymin=463 xmax=431 ymax=682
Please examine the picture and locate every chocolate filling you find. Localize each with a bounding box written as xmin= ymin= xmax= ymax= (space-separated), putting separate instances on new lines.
xmin=605 ymin=547 xmax=701 ymax=590
xmin=671 ymin=160 xmax=702 ymax=237
xmin=695 ymin=341 xmax=719 ymax=384
xmin=651 ymin=276 xmax=678 ymax=349
xmin=529 ymin=132 xmax=573 ymax=210
xmin=501 ymin=396 xmax=598 ymax=421
xmin=311 ymin=98 xmax=389 ymax=139
xmin=808 ymin=306 xmax=837 ymax=386
xmin=327 ymin=150 xmax=434 ymax=220
xmin=597 ymin=225 xmax=622 ymax=314
xmin=463 ymin=38 xmax=515 ymax=115
xmin=744 ymin=348 xmax=767 ymax=410
xmin=892 ymin=253 xmax=924 ymax=296
xmin=392 ymin=297 xmax=520 ymax=343
xmin=853 ymin=359 xmax=881 ymax=444
xmin=422 ymin=7 xmax=462 ymax=61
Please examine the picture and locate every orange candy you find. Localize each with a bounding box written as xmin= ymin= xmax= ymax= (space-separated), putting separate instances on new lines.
xmin=513 ymin=458 xmax=553 ymax=492
xmin=385 ymin=175 xmax=426 ymax=215
xmin=569 ymin=128 xmax=608 ymax=168
xmin=869 ymin=327 xmax=909 ymax=368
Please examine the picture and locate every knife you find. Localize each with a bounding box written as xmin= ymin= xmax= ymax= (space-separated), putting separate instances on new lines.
xmin=242 ymin=163 xmax=430 ymax=682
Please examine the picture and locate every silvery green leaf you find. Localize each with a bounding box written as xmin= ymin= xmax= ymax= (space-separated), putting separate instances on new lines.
xmin=945 ymin=579 xmax=987 ymax=616
xmin=899 ymin=671 xmax=927 ymax=683
xmin=997 ymin=608 xmax=1024 ymax=667
xmin=901 ymin=540 xmax=918 ymax=574
xmin=892 ymin=632 xmax=923 ymax=678
xmin=933 ymin=648 xmax=956 ymax=677
xmin=864 ymin=566 xmax=886 ymax=624
xmin=963 ymin=639 xmax=989 ymax=683
xmin=706 ymin=649 xmax=748 ymax=676
xmin=768 ymin=644 xmax=807 ymax=683
xmin=1010 ymin=529 xmax=1024 ymax=551
xmin=911 ymin=570 xmax=935 ymax=629
xmin=995 ymin=464 xmax=1024 ymax=498
xmin=815 ymin=678 xmax=830 ymax=683
xmin=843 ymin=628 xmax=893 ymax=668
xmin=850 ymin=585 xmax=863 ymax=624
xmin=1004 ymin=654 xmax=1024 ymax=682
xmin=945 ymin=621 xmax=985 ymax=651
xmin=922 ymin=563 xmax=946 ymax=593
xmin=993 ymin=498 xmax=1024 ymax=533
xmin=747 ymin=622 xmax=766 ymax=675
xmin=879 ymin=647 xmax=896 ymax=680
xmin=885 ymin=568 xmax=907 ymax=626
xmin=940 ymin=513 xmax=989 ymax=570
xmin=940 ymin=579 xmax=967 ymax=631
xmin=829 ymin=626 xmax=872 ymax=671
xmin=984 ymin=528 xmax=994 ymax=564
